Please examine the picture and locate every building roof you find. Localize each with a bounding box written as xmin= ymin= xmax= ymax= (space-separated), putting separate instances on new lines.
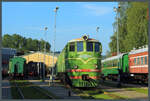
xmin=21 ymin=51 xmax=58 ymax=58
xmin=129 ymin=47 xmax=148 ymax=55
xmin=2 ymin=48 xmax=17 ymax=55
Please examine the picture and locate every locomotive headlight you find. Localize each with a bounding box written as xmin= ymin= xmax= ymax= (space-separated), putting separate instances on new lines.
xmin=82 ymin=35 xmax=88 ymax=40
xmin=74 ymin=66 xmax=78 ymax=69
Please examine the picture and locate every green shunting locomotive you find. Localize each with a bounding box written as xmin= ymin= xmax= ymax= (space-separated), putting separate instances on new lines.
xmin=9 ymin=57 xmax=26 ymax=77
xmin=56 ymin=35 xmax=102 ymax=87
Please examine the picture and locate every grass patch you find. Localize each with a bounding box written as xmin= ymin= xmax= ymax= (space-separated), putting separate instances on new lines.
xmin=125 ymin=88 xmax=148 ymax=94
xmin=92 ymin=94 xmax=114 ymax=99
xmin=71 ymin=88 xmax=116 ymax=99
xmin=108 ymin=92 xmax=129 ymax=99
xmin=10 ymin=80 xmax=28 ymax=83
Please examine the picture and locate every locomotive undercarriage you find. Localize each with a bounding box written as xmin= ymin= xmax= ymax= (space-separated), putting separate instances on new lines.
xmin=102 ymin=73 xmax=148 ymax=84
xmin=130 ymin=73 xmax=148 ymax=84
xmin=57 ymin=72 xmax=99 ymax=87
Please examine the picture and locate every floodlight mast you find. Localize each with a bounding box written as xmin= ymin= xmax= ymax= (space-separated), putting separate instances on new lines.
xmin=52 ymin=6 xmax=59 ymax=84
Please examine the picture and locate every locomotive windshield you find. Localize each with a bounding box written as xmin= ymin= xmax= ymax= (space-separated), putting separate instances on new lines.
xmin=87 ymin=42 xmax=100 ymax=52
xmin=77 ymin=41 xmax=83 ymax=52
xmin=87 ymin=42 xmax=93 ymax=51
xmin=69 ymin=42 xmax=75 ymax=51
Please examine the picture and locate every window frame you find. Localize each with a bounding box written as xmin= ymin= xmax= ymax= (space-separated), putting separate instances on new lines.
xmin=95 ymin=42 xmax=100 ymax=52
xmin=137 ymin=57 xmax=140 ymax=65
xmin=134 ymin=58 xmax=136 ymax=65
xmin=77 ymin=41 xmax=83 ymax=52
xmin=86 ymin=42 xmax=93 ymax=52
xmin=145 ymin=56 xmax=147 ymax=64
xmin=69 ymin=42 xmax=75 ymax=52
xmin=141 ymin=57 xmax=143 ymax=65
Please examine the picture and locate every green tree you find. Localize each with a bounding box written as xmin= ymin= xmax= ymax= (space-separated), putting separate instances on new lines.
xmin=2 ymin=34 xmax=51 ymax=53
xmin=125 ymin=2 xmax=148 ymax=51
xmin=109 ymin=2 xmax=148 ymax=55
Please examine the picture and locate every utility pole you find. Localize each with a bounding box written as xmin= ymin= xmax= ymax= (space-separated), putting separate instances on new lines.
xmin=96 ymin=27 xmax=99 ymax=40
xmin=114 ymin=5 xmax=120 ymax=57
xmin=43 ymin=27 xmax=48 ymax=82
xmin=52 ymin=6 xmax=59 ymax=84
xmin=114 ymin=4 xmax=121 ymax=87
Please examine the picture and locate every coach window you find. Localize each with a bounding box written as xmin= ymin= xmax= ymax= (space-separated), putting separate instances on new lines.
xmin=141 ymin=57 xmax=143 ymax=65
xmin=95 ymin=42 xmax=100 ymax=52
xmin=134 ymin=58 xmax=136 ymax=65
xmin=69 ymin=42 xmax=75 ymax=51
xmin=77 ymin=41 xmax=83 ymax=52
xmin=87 ymin=42 xmax=93 ymax=51
xmin=137 ymin=57 xmax=140 ymax=65
xmin=145 ymin=56 xmax=147 ymax=64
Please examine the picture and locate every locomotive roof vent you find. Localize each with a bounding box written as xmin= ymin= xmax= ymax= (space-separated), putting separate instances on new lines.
xmin=82 ymin=35 xmax=89 ymax=40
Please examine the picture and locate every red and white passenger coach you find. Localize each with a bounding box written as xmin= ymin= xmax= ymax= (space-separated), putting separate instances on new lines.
xmin=128 ymin=46 xmax=148 ymax=82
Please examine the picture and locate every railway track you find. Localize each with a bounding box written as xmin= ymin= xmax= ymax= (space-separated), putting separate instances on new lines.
xmin=14 ymin=82 xmax=24 ymax=99
xmin=32 ymin=86 xmax=54 ymax=99
xmin=100 ymin=79 xmax=148 ymax=88
xmin=12 ymin=80 xmax=54 ymax=99
xmin=62 ymin=79 xmax=148 ymax=100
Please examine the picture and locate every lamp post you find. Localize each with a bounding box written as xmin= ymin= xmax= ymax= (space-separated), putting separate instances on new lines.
xmin=114 ymin=4 xmax=120 ymax=57
xmin=52 ymin=6 xmax=59 ymax=84
xmin=114 ymin=4 xmax=121 ymax=87
xmin=43 ymin=27 xmax=48 ymax=82
xmin=96 ymin=27 xmax=100 ymax=40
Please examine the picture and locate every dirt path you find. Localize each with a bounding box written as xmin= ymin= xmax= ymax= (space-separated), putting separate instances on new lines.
xmin=100 ymin=85 xmax=148 ymax=99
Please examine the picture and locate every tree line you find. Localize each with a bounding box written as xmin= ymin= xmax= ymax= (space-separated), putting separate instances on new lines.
xmin=2 ymin=34 xmax=51 ymax=53
xmin=108 ymin=2 xmax=148 ymax=57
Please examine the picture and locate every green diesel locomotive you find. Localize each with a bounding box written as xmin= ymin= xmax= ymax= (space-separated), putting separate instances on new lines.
xmin=56 ymin=35 xmax=102 ymax=87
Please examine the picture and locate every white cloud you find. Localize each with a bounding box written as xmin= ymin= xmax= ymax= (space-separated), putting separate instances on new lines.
xmin=83 ymin=4 xmax=112 ymax=16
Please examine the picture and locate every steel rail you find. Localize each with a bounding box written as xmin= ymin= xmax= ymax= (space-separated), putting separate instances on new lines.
xmin=32 ymin=86 xmax=54 ymax=99
xmin=15 ymin=82 xmax=24 ymax=99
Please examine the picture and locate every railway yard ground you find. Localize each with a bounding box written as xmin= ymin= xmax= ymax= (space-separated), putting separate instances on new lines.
xmin=2 ymin=77 xmax=148 ymax=100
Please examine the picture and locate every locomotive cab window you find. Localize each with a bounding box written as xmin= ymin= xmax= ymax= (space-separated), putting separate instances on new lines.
xmin=95 ymin=42 xmax=100 ymax=52
xmin=69 ymin=42 xmax=75 ymax=51
xmin=87 ymin=42 xmax=93 ymax=51
xmin=77 ymin=41 xmax=83 ymax=52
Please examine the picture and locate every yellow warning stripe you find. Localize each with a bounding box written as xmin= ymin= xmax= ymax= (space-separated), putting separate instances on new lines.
xmin=102 ymin=66 xmax=118 ymax=70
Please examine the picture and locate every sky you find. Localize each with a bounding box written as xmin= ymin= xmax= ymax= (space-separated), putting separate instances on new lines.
xmin=2 ymin=2 xmax=118 ymax=55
